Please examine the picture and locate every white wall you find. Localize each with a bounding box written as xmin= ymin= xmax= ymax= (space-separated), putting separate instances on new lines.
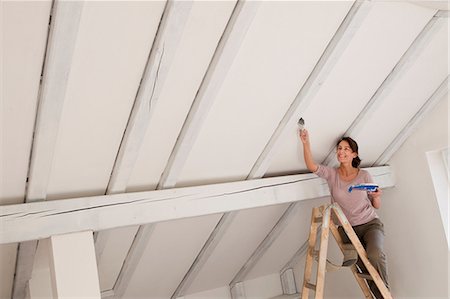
xmin=379 ymin=95 xmax=448 ymax=298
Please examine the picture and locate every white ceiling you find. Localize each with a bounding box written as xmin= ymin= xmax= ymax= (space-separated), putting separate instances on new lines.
xmin=1 ymin=1 xmax=448 ymax=298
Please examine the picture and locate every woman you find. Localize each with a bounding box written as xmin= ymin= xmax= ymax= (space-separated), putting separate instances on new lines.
xmin=300 ymin=128 xmax=389 ymax=299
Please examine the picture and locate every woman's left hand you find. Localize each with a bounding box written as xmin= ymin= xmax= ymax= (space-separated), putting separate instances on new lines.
xmin=368 ymin=188 xmax=382 ymax=209
xmin=368 ymin=188 xmax=382 ymax=199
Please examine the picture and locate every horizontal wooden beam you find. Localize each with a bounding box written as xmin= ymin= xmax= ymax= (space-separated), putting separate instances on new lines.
xmin=0 ymin=166 xmax=394 ymax=245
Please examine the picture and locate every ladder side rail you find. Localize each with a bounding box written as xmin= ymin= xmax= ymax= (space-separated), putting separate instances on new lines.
xmin=329 ymin=218 xmax=373 ymax=299
xmin=301 ymin=207 xmax=322 ymax=298
xmin=331 ymin=204 xmax=393 ymax=299
xmin=314 ymin=206 xmax=332 ymax=299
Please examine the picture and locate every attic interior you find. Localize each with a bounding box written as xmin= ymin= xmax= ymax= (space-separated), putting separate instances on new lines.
xmin=1 ymin=0 xmax=449 ymax=298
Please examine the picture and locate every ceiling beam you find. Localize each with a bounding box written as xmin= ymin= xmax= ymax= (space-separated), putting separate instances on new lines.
xmin=374 ymin=75 xmax=449 ymax=166
xmin=89 ymin=1 xmax=194 ymax=296
xmin=12 ymin=2 xmax=83 ymax=299
xmin=322 ymin=12 xmax=444 ymax=167
xmin=0 ymin=167 xmax=394 ymax=245
xmin=105 ymin=0 xmax=192 ymax=195
xmin=248 ymin=0 xmax=371 ymax=179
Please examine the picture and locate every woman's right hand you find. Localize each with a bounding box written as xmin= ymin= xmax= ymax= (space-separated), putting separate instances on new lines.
xmin=300 ymin=129 xmax=309 ymax=144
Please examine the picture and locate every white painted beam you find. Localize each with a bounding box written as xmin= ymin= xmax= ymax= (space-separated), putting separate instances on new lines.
xmin=157 ymin=0 xmax=260 ymax=189
xmin=230 ymin=282 xmax=246 ymax=299
xmin=49 ymin=231 xmax=100 ymax=298
xmin=280 ymin=268 xmax=297 ymax=295
xmin=322 ymin=14 xmax=445 ymax=167
xmin=106 ymin=0 xmax=193 ymax=195
xmin=92 ymin=1 xmax=193 ymax=295
xmin=375 ymin=76 xmax=449 ymax=165
xmin=248 ymin=0 xmax=371 ymax=178
xmin=0 ymin=167 xmax=394 ymax=245
xmin=436 ymin=10 xmax=449 ymax=18
xmin=12 ymin=2 xmax=83 ymax=299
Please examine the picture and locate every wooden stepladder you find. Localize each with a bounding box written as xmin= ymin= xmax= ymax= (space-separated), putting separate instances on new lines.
xmin=301 ymin=204 xmax=393 ymax=299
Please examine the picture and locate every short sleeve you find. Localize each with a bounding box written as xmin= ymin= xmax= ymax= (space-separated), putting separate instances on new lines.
xmin=314 ymin=164 xmax=334 ymax=180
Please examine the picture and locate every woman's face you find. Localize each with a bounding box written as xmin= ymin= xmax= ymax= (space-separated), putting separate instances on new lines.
xmin=336 ymin=140 xmax=357 ymax=164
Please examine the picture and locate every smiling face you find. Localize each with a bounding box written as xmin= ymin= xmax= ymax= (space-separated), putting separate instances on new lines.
xmin=336 ymin=140 xmax=358 ymax=165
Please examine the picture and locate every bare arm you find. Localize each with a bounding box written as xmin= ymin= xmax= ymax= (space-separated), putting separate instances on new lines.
xmin=368 ymin=189 xmax=382 ymax=209
xmin=299 ymin=129 xmax=318 ymax=173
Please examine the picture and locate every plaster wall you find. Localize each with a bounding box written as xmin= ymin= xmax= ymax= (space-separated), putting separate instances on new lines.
xmin=379 ymin=96 xmax=448 ymax=298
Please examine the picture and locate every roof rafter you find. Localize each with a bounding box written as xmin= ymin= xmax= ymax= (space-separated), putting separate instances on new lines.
xmin=12 ymin=2 xmax=83 ymax=298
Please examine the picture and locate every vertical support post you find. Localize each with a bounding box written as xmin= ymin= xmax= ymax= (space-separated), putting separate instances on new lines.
xmin=230 ymin=281 xmax=246 ymax=299
xmin=28 ymin=240 xmax=53 ymax=298
xmin=49 ymin=231 xmax=100 ymax=299
xmin=314 ymin=206 xmax=331 ymax=299
xmin=280 ymin=268 xmax=297 ymax=295
xmin=301 ymin=206 xmax=321 ymax=299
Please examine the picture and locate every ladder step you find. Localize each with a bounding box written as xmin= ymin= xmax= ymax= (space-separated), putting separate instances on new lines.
xmin=304 ymin=282 xmax=316 ymax=290
xmin=357 ymin=272 xmax=373 ymax=280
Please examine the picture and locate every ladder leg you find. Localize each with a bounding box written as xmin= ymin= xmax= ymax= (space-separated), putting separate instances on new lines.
xmin=329 ymin=219 xmax=373 ymax=298
xmin=301 ymin=206 xmax=322 ymax=299
xmin=314 ymin=206 xmax=331 ymax=299
xmin=331 ymin=204 xmax=393 ymax=299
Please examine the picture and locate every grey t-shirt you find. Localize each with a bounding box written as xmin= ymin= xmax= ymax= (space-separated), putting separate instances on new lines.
xmin=315 ymin=164 xmax=378 ymax=226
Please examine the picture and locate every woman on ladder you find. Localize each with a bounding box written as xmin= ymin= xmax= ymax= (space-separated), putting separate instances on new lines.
xmin=299 ymin=128 xmax=389 ymax=299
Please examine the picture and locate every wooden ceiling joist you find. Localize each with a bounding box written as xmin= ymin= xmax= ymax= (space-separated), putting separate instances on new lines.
xmin=12 ymin=2 xmax=84 ymax=299
xmin=322 ymin=12 xmax=443 ymax=167
xmin=0 ymin=167 xmax=394 ymax=245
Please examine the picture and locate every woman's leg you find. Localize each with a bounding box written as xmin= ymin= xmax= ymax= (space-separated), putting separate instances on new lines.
xmin=363 ymin=223 xmax=389 ymax=299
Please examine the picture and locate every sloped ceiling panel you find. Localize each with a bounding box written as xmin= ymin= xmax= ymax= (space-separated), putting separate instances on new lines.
xmin=355 ymin=17 xmax=449 ymax=165
xmin=266 ymin=1 xmax=436 ymax=176
xmin=185 ymin=204 xmax=290 ymax=294
xmin=245 ymin=198 xmax=329 ymax=280
xmin=122 ymin=214 xmax=223 ymax=298
xmin=176 ymin=1 xmax=353 ymax=187
xmin=46 ymin=1 xmax=164 ymax=200
xmin=1 ymin=2 xmax=51 ymax=299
